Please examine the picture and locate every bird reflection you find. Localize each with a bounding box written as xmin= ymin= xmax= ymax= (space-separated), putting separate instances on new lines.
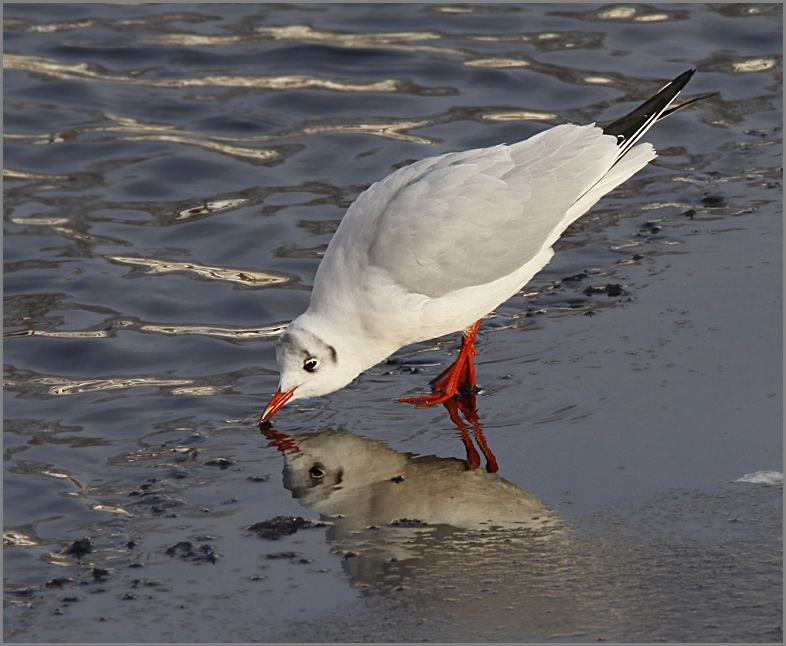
xmin=262 ymin=394 xmax=500 ymax=473
xmin=258 ymin=417 xmax=560 ymax=586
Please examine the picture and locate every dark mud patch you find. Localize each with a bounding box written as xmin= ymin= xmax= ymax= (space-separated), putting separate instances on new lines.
xmin=248 ymin=515 xmax=327 ymax=540
xmin=163 ymin=541 xmax=219 ymax=564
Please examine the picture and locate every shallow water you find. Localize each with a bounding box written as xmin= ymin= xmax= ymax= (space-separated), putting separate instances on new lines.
xmin=3 ymin=3 xmax=782 ymax=642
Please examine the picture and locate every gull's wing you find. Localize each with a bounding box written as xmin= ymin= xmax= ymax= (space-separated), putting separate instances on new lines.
xmin=318 ymin=124 xmax=634 ymax=299
xmin=314 ymin=69 xmax=711 ymax=302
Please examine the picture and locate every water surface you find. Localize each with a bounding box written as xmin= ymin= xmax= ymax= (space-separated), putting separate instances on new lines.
xmin=4 ymin=3 xmax=782 ymax=642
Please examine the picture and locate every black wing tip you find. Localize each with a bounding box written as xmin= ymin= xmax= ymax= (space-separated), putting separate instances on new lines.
xmin=602 ymin=68 xmax=711 ymax=141
xmin=660 ymin=90 xmax=719 ymax=119
xmin=667 ymin=68 xmax=697 ymax=93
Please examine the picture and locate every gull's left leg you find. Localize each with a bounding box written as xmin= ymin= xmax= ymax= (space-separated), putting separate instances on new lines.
xmin=400 ymin=320 xmax=480 ymax=407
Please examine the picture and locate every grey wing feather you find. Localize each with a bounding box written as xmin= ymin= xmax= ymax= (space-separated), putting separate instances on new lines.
xmin=313 ymin=69 xmax=710 ymax=303
xmin=329 ymin=124 xmax=621 ymax=298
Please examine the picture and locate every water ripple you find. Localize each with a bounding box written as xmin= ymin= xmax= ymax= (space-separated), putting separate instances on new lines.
xmin=175 ymin=199 xmax=248 ymax=220
xmin=138 ymin=323 xmax=286 ymax=339
xmin=3 ymin=53 xmax=399 ymax=93
xmin=276 ymin=120 xmax=434 ymax=145
xmin=4 ymin=320 xmax=287 ymax=342
xmin=3 ymin=169 xmax=70 ymax=181
xmin=3 ymin=531 xmax=38 ymax=548
xmin=4 ymin=375 xmax=194 ymax=396
xmin=107 ymin=256 xmax=292 ymax=286
xmin=3 ymin=111 xmax=280 ymax=162
xmin=4 ymin=329 xmax=110 ymax=340
xmin=3 ymin=107 xmax=432 ymax=155
xmin=465 ymin=58 xmax=530 ymax=68
xmin=255 ymin=25 xmax=442 ymax=47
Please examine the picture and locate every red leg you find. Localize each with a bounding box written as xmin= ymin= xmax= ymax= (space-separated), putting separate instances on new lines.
xmin=400 ymin=320 xmax=481 ymax=407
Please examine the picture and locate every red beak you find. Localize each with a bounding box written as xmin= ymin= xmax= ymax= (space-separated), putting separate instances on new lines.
xmin=261 ymin=387 xmax=296 ymax=423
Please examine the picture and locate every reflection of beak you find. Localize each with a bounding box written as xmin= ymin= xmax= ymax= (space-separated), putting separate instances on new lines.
xmin=261 ymin=387 xmax=296 ymax=422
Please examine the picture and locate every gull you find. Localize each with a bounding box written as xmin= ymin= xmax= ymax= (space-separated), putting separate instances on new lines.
xmin=262 ymin=69 xmax=715 ymax=422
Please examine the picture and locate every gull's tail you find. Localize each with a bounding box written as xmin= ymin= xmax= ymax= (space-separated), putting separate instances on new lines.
xmin=563 ymin=70 xmax=716 ymax=232
xmin=603 ymin=69 xmax=718 ymax=160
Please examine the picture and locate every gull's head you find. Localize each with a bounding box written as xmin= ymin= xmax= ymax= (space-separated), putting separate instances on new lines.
xmin=261 ymin=318 xmax=359 ymax=422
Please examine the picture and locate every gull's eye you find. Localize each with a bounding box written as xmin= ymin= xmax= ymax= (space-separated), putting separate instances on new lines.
xmin=303 ymin=358 xmax=319 ymax=373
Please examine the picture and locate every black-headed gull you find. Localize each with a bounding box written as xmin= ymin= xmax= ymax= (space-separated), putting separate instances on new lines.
xmin=262 ymin=69 xmax=715 ymax=422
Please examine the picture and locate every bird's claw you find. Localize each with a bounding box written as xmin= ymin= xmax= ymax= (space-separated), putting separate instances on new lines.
xmin=399 ymin=389 xmax=459 ymax=407
xmin=399 ymin=383 xmax=479 ymax=408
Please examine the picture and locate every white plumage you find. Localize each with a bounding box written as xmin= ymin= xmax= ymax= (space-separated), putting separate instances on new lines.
xmin=262 ymin=70 xmax=713 ymax=421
